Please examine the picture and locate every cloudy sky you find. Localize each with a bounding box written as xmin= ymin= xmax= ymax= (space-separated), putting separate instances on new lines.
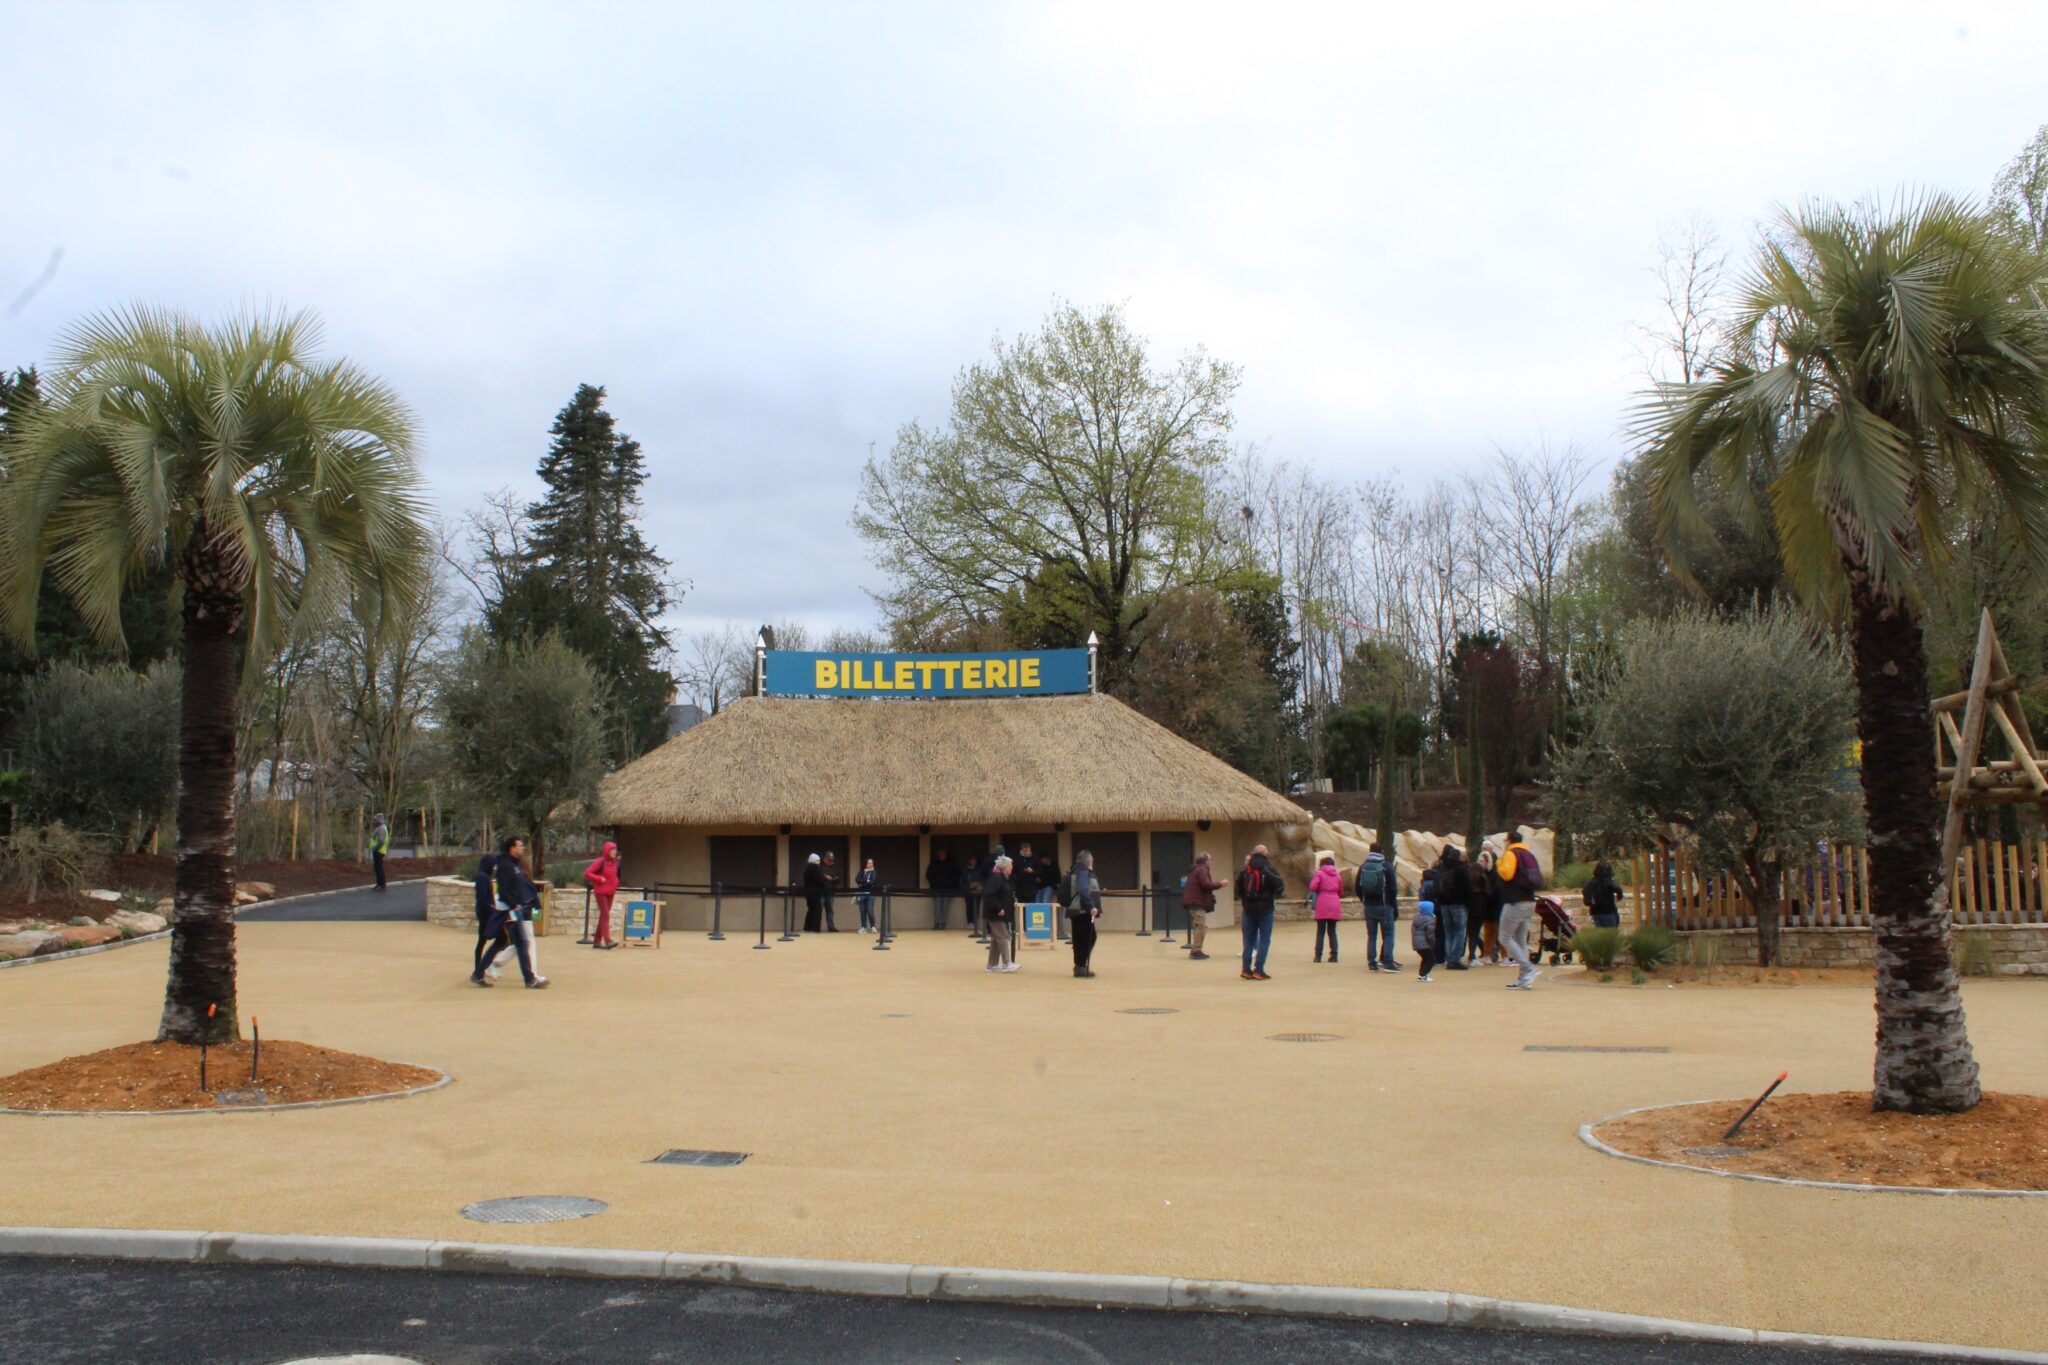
xmin=4 ymin=2 xmax=2043 ymax=643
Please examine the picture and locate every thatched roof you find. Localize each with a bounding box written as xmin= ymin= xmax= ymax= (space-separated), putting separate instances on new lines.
xmin=598 ymin=693 xmax=1310 ymax=828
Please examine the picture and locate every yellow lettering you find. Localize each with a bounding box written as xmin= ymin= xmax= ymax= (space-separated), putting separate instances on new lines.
xmin=816 ymin=660 xmax=839 ymax=690
xmin=963 ymin=660 xmax=983 ymax=689
xmin=917 ymin=661 xmax=938 ymax=690
xmin=940 ymin=661 xmax=961 ymax=689
xmin=1020 ymin=658 xmax=1041 ymax=689
xmin=893 ymin=660 xmax=913 ymax=691
xmin=990 ymin=659 xmax=1012 ymax=689
xmin=844 ymin=660 xmax=863 ymax=690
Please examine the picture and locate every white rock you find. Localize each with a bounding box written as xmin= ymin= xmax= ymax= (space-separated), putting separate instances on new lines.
xmin=85 ymin=889 xmax=123 ymax=903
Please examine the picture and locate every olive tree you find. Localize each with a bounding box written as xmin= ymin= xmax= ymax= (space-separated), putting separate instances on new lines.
xmin=14 ymin=660 xmax=179 ymax=846
xmin=1544 ymin=609 xmax=1862 ymax=966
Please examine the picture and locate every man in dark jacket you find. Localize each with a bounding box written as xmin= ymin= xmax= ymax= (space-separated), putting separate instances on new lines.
xmin=802 ymin=853 xmax=827 ymax=933
xmin=982 ymin=855 xmax=1019 ymax=972
xmin=1235 ymin=846 xmax=1282 ymax=980
xmin=472 ymin=852 xmax=504 ymax=980
xmin=473 ymin=837 xmax=547 ymax=989
xmin=1181 ymin=852 xmax=1221 ymax=960
xmin=820 ymin=851 xmax=841 ymax=932
xmin=1433 ymin=845 xmax=1472 ymax=970
xmin=1358 ymin=844 xmax=1400 ymax=971
xmin=926 ymin=848 xmax=960 ymax=929
xmin=1011 ymin=842 xmax=1044 ymax=904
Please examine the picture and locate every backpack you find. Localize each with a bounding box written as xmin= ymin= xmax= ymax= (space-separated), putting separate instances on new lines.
xmin=1356 ymin=860 xmax=1387 ymax=904
xmin=1057 ymin=873 xmax=1077 ymax=909
xmin=1502 ymin=845 xmax=1542 ymax=897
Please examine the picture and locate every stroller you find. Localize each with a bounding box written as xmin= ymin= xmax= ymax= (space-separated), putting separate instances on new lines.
xmin=1534 ymin=895 xmax=1578 ymax=965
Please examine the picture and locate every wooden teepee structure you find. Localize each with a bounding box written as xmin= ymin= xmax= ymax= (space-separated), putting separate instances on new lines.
xmin=1934 ymin=609 xmax=2048 ymax=878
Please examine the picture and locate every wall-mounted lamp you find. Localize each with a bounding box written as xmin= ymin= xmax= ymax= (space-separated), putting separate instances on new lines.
xmin=778 ymin=823 xmax=791 ymax=835
xmin=918 ymin=824 xmax=931 ymax=835
xmin=1054 ymin=822 xmax=1067 ymax=832
xmin=1198 ymin=820 xmax=1211 ymax=831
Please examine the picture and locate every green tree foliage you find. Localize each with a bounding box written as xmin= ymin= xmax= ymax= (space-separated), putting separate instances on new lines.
xmin=855 ymin=302 xmax=1238 ymax=689
xmin=1 ymin=306 xmax=427 ymax=1045
xmin=15 ymin=661 xmax=179 ymax=846
xmin=1545 ymin=610 xmax=1863 ymax=966
xmin=1321 ymin=704 xmax=1421 ymax=793
xmin=1992 ymin=122 xmax=2048 ymax=261
xmin=441 ymin=631 xmax=608 ymax=883
xmin=486 ymin=384 xmax=674 ymax=762
xmin=1638 ymin=196 xmax=2048 ymax=1113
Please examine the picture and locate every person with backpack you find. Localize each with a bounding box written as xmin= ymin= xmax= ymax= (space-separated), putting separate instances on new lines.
xmin=1357 ymin=842 xmax=1399 ymax=972
xmin=1497 ymin=836 xmax=1543 ymax=989
xmin=1235 ymin=845 xmax=1282 ymax=980
xmin=1582 ymin=860 xmax=1625 ymax=930
xmin=1433 ymin=845 xmax=1472 ymax=970
xmin=1066 ymin=849 xmax=1102 ymax=978
xmin=1308 ymin=854 xmax=1343 ymax=963
xmin=583 ymin=841 xmax=621 ymax=950
xmin=1181 ymin=852 xmax=1221 ymax=960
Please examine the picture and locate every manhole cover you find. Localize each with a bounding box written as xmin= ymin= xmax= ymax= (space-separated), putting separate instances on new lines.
xmin=1117 ymin=1007 xmax=1179 ymax=1015
xmin=460 ymin=1195 xmax=608 ymax=1224
xmin=214 ymin=1089 xmax=270 ymax=1106
xmin=1525 ymin=1045 xmax=1671 ymax=1054
xmin=1686 ymin=1145 xmax=1749 ymax=1160
xmin=883 ymin=1013 xmax=911 ymax=1018
xmin=649 ymin=1149 xmax=750 ymax=1167
xmin=1268 ymin=1032 xmax=1342 ymax=1043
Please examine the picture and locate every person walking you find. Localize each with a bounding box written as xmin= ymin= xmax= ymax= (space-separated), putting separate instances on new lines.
xmin=1471 ymin=848 xmax=1504 ymax=964
xmin=1358 ymin=842 xmax=1399 ymax=972
xmin=855 ymin=857 xmax=880 ymax=932
xmin=1583 ymin=860 xmax=1625 ymax=930
xmin=1235 ymin=845 xmax=1282 ymax=980
xmin=473 ymin=837 xmax=548 ymax=989
xmin=1181 ymin=852 xmax=1220 ymax=960
xmin=983 ymin=854 xmax=1019 ymax=973
xmin=369 ymin=813 xmax=390 ymax=893
xmin=1433 ymin=845 xmax=1471 ymax=970
xmin=1309 ymin=854 xmax=1343 ymax=963
xmin=583 ymin=841 xmax=621 ymax=950
xmin=925 ymin=847 xmax=959 ymax=930
xmin=1497 ymin=835 xmax=1544 ymax=989
xmin=801 ymin=853 xmax=826 ymax=934
xmin=820 ymin=851 xmax=842 ymax=932
xmin=1068 ymin=849 xmax=1102 ymax=978
xmin=472 ymin=850 xmax=504 ymax=980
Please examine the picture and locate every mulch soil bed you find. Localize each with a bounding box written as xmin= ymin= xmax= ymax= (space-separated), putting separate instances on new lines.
xmin=1594 ymin=1091 xmax=2048 ymax=1190
xmin=0 ymin=1040 xmax=443 ymax=1113
xmin=0 ymin=856 xmax=470 ymax=924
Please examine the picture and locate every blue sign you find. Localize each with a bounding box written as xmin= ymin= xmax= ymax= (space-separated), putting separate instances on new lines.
xmin=1021 ymin=902 xmax=1056 ymax=943
xmin=623 ymin=900 xmax=658 ymax=941
xmin=762 ymin=650 xmax=1090 ymax=698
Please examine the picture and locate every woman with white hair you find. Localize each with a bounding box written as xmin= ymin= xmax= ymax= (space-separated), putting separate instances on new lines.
xmin=983 ymin=855 xmax=1019 ymax=972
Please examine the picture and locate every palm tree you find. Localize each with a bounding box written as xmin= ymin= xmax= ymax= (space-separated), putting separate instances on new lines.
xmin=1639 ymin=197 xmax=2048 ymax=1113
xmin=1 ymin=307 xmax=427 ymax=1045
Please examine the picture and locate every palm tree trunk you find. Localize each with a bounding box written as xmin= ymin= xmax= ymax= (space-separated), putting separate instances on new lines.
xmin=1848 ymin=571 xmax=1979 ymax=1113
xmin=158 ymin=542 xmax=244 ymax=1046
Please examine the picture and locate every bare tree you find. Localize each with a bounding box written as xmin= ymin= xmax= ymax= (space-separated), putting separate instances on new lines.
xmin=1483 ymin=442 xmax=1598 ymax=669
xmin=1637 ymin=215 xmax=1729 ymax=386
xmin=678 ymin=624 xmax=748 ymax=714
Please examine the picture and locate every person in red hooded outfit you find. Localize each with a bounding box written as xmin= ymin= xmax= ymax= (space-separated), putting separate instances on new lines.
xmin=583 ymin=842 xmax=622 ymax=949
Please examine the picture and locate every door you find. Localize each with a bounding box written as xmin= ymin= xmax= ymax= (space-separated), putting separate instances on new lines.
xmin=1150 ymin=830 xmax=1195 ymax=930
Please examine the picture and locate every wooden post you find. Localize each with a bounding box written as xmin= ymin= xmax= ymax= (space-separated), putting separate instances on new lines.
xmin=1940 ymin=609 xmax=2000 ymax=890
xmin=290 ymin=798 xmax=300 ymax=861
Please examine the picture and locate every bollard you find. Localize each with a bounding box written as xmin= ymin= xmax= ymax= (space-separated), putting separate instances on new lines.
xmin=709 ymin=882 xmax=725 ymax=940
xmin=1137 ymin=884 xmax=1152 ymax=936
xmin=779 ymin=888 xmax=798 ymax=941
xmin=754 ymin=888 xmax=771 ymax=950
xmin=874 ymin=887 xmax=891 ymax=951
xmin=1161 ymin=884 xmax=1175 ymax=944
xmin=579 ymin=886 xmax=594 ymax=944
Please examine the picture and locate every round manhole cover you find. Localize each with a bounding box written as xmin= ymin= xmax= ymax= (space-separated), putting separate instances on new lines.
xmin=1268 ymin=1032 xmax=1342 ymax=1043
xmin=460 ymin=1195 xmax=609 ymax=1224
xmin=1116 ymin=1007 xmax=1179 ymax=1015
xmin=883 ymin=1012 xmax=911 ymax=1018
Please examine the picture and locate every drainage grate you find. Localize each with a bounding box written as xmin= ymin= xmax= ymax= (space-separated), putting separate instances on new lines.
xmin=650 ymin=1149 xmax=750 ymax=1167
xmin=1268 ymin=1032 xmax=1342 ymax=1043
xmin=1117 ymin=1007 xmax=1179 ymax=1015
xmin=460 ymin=1195 xmax=609 ymax=1224
xmin=1685 ymin=1145 xmax=1749 ymax=1160
xmin=213 ymin=1089 xmax=270 ymax=1107
xmin=1524 ymin=1045 xmax=1671 ymax=1054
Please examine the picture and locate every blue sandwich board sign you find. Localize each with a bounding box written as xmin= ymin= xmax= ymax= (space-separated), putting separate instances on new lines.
xmin=762 ymin=649 xmax=1090 ymax=699
xmin=1021 ymin=901 xmax=1056 ymax=947
xmin=623 ymin=900 xmax=659 ymax=946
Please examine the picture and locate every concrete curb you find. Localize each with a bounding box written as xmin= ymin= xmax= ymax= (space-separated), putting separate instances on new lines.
xmin=1580 ymin=1102 xmax=2048 ymax=1199
xmin=0 ymin=1227 xmax=2040 ymax=1360
xmin=0 ymin=1070 xmax=452 ymax=1119
xmin=0 ymin=878 xmax=437 ymax=972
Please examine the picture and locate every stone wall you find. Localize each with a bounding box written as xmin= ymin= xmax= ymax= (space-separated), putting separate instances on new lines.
xmin=1676 ymin=923 xmax=2048 ymax=976
xmin=424 ymin=877 xmax=566 ymax=935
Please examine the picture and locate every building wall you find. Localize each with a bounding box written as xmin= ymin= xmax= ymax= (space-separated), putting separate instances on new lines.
xmin=606 ymin=820 xmax=1261 ymax=932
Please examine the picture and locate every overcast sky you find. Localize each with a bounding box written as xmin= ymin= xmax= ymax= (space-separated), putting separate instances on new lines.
xmin=4 ymin=1 xmax=2044 ymax=643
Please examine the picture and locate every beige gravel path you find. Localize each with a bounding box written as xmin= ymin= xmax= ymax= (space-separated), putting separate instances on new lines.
xmin=2 ymin=921 xmax=2044 ymax=1351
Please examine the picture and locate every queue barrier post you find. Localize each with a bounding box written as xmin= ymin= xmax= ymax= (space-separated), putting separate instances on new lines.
xmin=755 ymin=888 xmax=770 ymax=949
xmin=881 ymin=889 xmax=896 ymax=944
xmin=709 ymin=881 xmax=725 ymax=940
xmin=1137 ymin=884 xmax=1152 ymax=936
xmin=779 ymin=887 xmax=798 ymax=941
xmin=578 ymin=886 xmax=594 ymax=945
xmin=874 ymin=886 xmax=891 ymax=950
xmin=1161 ymin=884 xmax=1175 ymax=944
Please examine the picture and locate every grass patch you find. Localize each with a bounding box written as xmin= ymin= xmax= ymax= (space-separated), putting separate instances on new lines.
xmin=1626 ymin=923 xmax=1678 ymax=972
xmin=1570 ymin=926 xmax=1625 ymax=970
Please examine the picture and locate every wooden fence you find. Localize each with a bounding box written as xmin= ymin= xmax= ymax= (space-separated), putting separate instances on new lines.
xmin=1630 ymin=839 xmax=2047 ymax=930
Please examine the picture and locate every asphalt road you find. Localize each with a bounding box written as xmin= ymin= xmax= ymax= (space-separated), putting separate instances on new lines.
xmin=0 ymin=1259 xmax=1944 ymax=1365
xmin=240 ymin=881 xmax=428 ymax=922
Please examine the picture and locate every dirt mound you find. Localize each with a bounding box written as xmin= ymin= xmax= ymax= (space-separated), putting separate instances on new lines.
xmin=0 ymin=1039 xmax=444 ymax=1113
xmin=1593 ymin=1091 xmax=2048 ymax=1191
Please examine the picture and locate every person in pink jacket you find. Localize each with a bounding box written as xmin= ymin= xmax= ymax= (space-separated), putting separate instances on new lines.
xmin=1309 ymin=854 xmax=1344 ymax=964
xmin=583 ymin=842 xmax=622 ymax=950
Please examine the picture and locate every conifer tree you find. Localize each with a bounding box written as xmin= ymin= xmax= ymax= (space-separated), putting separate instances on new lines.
xmin=487 ymin=384 xmax=675 ymax=760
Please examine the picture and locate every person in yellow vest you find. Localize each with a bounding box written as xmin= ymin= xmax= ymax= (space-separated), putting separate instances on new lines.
xmin=369 ymin=813 xmax=390 ymax=892
xmin=1496 ymin=837 xmax=1544 ymax=990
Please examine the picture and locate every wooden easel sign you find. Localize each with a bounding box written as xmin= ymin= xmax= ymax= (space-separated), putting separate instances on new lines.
xmin=1021 ymin=901 xmax=1057 ymax=949
xmin=623 ymin=900 xmax=661 ymax=947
